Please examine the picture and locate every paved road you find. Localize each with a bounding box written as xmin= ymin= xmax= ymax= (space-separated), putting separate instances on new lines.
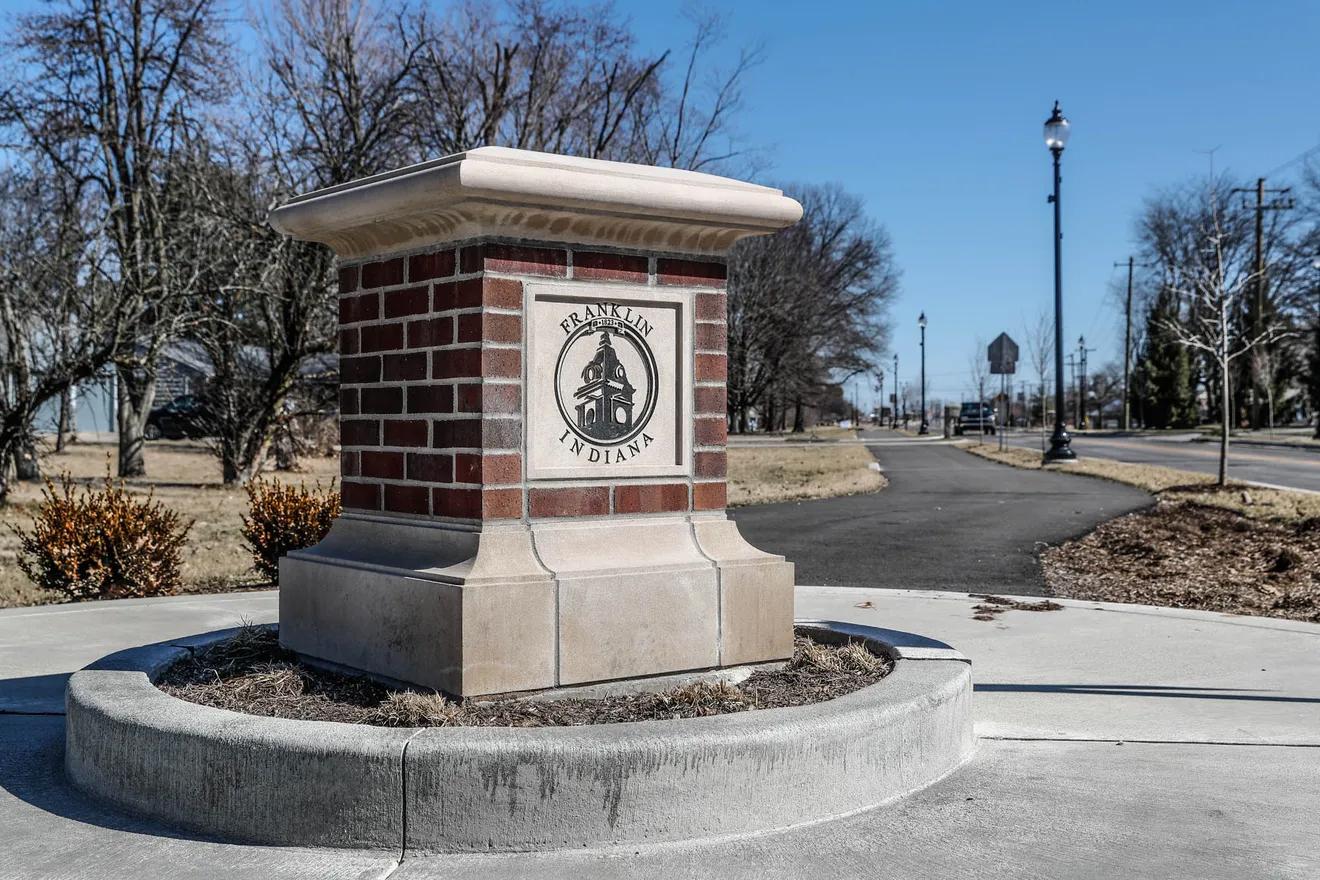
xmin=1002 ymin=430 xmax=1320 ymax=492
xmin=4 ymin=589 xmax=1318 ymax=878
xmin=732 ymin=435 xmax=1152 ymax=595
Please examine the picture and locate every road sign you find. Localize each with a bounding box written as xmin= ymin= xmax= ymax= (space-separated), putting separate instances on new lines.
xmin=988 ymin=332 xmax=1018 ymax=375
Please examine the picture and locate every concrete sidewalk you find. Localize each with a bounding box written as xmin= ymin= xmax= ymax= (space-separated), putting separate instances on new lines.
xmin=1 ymin=588 xmax=1317 ymax=878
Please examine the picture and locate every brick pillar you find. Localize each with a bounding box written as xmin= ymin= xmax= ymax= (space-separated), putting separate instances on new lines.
xmin=271 ymin=147 xmax=799 ymax=697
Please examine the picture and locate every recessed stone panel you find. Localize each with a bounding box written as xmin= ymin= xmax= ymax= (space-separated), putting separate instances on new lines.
xmin=526 ymin=281 xmax=691 ymax=480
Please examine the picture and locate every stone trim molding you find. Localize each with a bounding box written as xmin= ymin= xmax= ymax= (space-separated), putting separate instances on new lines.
xmin=65 ymin=621 xmax=974 ymax=852
xmin=268 ymin=146 xmax=803 ymax=259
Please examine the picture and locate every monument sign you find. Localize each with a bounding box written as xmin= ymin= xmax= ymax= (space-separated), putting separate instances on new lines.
xmin=269 ymin=147 xmax=802 ymax=696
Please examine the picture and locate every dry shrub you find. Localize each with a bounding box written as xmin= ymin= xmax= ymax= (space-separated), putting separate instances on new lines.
xmin=241 ymin=479 xmax=340 ymax=582
xmin=10 ymin=472 xmax=192 ymax=601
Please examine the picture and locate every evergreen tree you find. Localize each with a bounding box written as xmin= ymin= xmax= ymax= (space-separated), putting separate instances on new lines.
xmin=1307 ymin=321 xmax=1320 ymax=438
xmin=1137 ymin=291 xmax=1197 ymax=428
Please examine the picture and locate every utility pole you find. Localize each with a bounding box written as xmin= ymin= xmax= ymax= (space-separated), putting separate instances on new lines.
xmin=1230 ymin=177 xmax=1293 ymax=428
xmin=892 ymin=354 xmax=899 ymax=429
xmin=1115 ymin=256 xmax=1134 ymax=431
xmin=1066 ymin=353 xmax=1077 ymax=429
xmin=1077 ymin=336 xmax=1096 ymax=430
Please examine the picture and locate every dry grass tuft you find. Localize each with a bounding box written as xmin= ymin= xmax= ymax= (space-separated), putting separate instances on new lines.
xmin=367 ymin=691 xmax=467 ymax=727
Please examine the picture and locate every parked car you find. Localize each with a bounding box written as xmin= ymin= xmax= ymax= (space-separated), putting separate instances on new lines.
xmin=954 ymin=401 xmax=997 ymax=436
xmin=144 ymin=394 xmax=213 ymax=440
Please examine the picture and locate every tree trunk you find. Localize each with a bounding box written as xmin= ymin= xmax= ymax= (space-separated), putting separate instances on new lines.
xmin=56 ymin=387 xmax=75 ymax=452
xmin=13 ymin=437 xmax=39 ymax=481
xmin=1219 ymin=360 xmax=1230 ymax=487
xmin=792 ymin=398 xmax=805 ymax=434
xmin=116 ymin=367 xmax=155 ymax=478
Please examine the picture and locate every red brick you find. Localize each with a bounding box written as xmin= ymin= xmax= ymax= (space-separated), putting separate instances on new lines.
xmin=339 ymin=388 xmax=359 ymax=416
xmin=433 ymin=418 xmax=481 ymax=449
xmin=360 ymin=258 xmax=404 ymax=289
xmin=695 ymin=451 xmax=727 ymax=478
xmin=529 ymin=486 xmax=609 ymax=518
xmin=695 ymin=417 xmax=727 ymax=446
xmin=469 ymin=243 xmax=568 ymax=277
xmin=341 ymin=356 xmax=381 ymax=384
xmin=695 ymin=321 xmax=726 ymax=352
xmin=695 ymin=292 xmax=727 ymax=321
xmin=339 ymin=293 xmax=378 ymax=324
xmin=408 ymin=250 xmax=455 ymax=282
xmin=432 ymin=486 xmax=480 ymax=519
xmin=693 ymin=482 xmax=727 ymax=510
xmin=407 ymin=385 xmax=453 ymax=414
xmin=482 ymin=348 xmax=521 ymax=378
xmin=340 ymin=450 xmax=359 ymax=477
xmin=482 ymin=487 xmax=523 ymax=519
xmin=406 ymin=452 xmax=452 ymax=483
xmin=339 ymin=328 xmax=359 ymax=355
xmin=384 ymin=483 xmax=430 ymax=515
xmin=342 ymin=481 xmax=381 ymax=511
xmin=694 ymin=385 xmax=726 ymax=415
xmin=383 ymin=286 xmax=430 ymax=318
xmin=658 ymin=258 xmax=725 ymax=287
xmin=432 ymin=347 xmax=481 ymax=379
xmin=383 ymin=419 xmax=429 ymax=447
xmin=457 ymin=313 xmax=522 ymax=344
xmin=338 ymin=265 xmax=359 ymax=294
xmin=483 ymin=418 xmax=521 ymax=449
xmin=360 ymin=322 xmax=404 ymax=353
xmin=360 ymin=450 xmax=404 ymax=479
xmin=340 ymin=419 xmax=379 ymax=446
xmin=407 ymin=316 xmax=452 ymax=349
xmin=457 ymin=383 xmax=520 ymax=414
xmin=454 ymin=452 xmax=521 ymax=485
xmin=483 ymin=277 xmax=523 ymax=310
xmin=574 ymin=251 xmax=648 ymax=283
xmin=613 ymin=483 xmax=689 ymax=514
xmin=360 ymin=386 xmax=403 ymax=414
xmin=451 ymin=278 xmax=486 ymax=309
xmin=383 ymin=352 xmax=428 ymax=381
xmin=695 ymin=353 xmax=727 ymax=382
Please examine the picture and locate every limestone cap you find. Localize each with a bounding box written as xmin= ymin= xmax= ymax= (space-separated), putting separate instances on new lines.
xmin=268 ymin=146 xmax=802 ymax=259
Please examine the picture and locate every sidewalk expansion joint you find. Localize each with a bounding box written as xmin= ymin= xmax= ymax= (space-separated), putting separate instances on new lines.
xmin=981 ymin=735 xmax=1320 ymax=748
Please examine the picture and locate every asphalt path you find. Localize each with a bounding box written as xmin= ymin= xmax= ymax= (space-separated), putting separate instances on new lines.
xmin=1001 ymin=431 xmax=1320 ymax=492
xmin=731 ymin=434 xmax=1152 ymax=595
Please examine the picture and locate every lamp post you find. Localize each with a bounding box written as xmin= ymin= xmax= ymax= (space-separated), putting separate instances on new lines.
xmin=1043 ymin=101 xmax=1076 ymax=462
xmin=918 ymin=312 xmax=929 ymax=434
xmin=892 ymin=353 xmax=899 ymax=429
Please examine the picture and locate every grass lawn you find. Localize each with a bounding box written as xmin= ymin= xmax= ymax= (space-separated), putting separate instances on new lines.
xmin=1 ymin=438 xmax=884 ymax=609
xmin=960 ymin=442 xmax=1320 ymax=622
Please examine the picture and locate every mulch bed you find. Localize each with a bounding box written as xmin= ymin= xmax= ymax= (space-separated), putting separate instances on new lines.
xmin=1042 ymin=500 xmax=1320 ymax=622
xmin=157 ymin=626 xmax=893 ymax=727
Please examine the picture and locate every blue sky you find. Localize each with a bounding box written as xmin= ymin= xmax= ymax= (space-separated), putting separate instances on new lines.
xmin=3 ymin=0 xmax=1317 ymax=410
xmin=618 ymin=0 xmax=1320 ymax=408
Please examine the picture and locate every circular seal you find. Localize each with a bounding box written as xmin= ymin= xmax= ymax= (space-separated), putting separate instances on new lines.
xmin=554 ymin=315 xmax=658 ymax=447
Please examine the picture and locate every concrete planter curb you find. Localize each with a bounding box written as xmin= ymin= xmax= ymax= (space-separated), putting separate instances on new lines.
xmin=64 ymin=622 xmax=974 ymax=852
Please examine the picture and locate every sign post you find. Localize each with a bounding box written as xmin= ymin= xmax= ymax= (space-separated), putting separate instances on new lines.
xmin=988 ymin=333 xmax=1018 ymax=452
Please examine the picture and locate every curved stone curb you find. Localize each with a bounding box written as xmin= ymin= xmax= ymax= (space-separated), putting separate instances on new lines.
xmin=64 ymin=622 xmax=974 ymax=852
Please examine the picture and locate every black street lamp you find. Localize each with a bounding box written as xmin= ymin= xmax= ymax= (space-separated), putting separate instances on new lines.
xmin=892 ymin=353 xmax=899 ymax=429
xmin=1043 ymin=101 xmax=1076 ymax=462
xmin=918 ymin=312 xmax=929 ymax=434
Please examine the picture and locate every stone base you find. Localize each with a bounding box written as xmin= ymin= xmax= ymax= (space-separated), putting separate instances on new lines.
xmin=64 ymin=621 xmax=974 ymax=851
xmin=279 ymin=512 xmax=793 ymax=697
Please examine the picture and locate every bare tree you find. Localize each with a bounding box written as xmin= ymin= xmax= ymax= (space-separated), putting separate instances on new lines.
xmin=1161 ymin=191 xmax=1291 ymax=485
xmin=1 ymin=0 xmax=231 ymax=477
xmin=1022 ymin=308 xmax=1053 ymax=447
xmin=0 ymin=169 xmax=134 ymax=503
xmin=727 ymin=183 xmax=898 ymax=433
